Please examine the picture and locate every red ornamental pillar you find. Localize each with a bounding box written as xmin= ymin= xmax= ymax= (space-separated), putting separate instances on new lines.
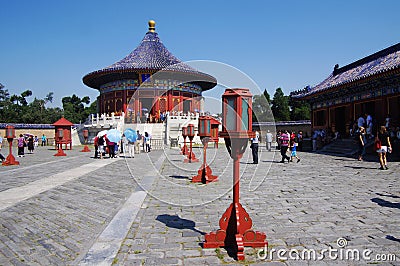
xmin=192 ymin=116 xmax=217 ymax=183
xmin=184 ymin=124 xmax=199 ymax=163
xmin=2 ymin=125 xmax=19 ymax=166
xmin=203 ymin=88 xmax=267 ymax=261
xmin=81 ymin=129 xmax=91 ymax=152
xmin=180 ymin=126 xmax=189 ymax=155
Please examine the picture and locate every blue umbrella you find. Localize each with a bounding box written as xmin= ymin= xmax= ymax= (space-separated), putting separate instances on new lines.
xmin=106 ymin=129 xmax=122 ymax=143
xmin=124 ymin=128 xmax=137 ymax=142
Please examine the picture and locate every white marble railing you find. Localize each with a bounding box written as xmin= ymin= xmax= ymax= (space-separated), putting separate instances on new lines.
xmin=87 ymin=112 xmax=125 ymax=128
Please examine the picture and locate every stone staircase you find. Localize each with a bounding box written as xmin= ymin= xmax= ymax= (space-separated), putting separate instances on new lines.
xmin=318 ymin=139 xmax=358 ymax=156
xmin=318 ymin=138 xmax=375 ymax=157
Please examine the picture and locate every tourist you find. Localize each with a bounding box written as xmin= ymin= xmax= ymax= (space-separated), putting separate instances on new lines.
xmin=93 ymin=136 xmax=99 ymax=158
xmin=265 ymin=130 xmax=273 ymax=151
xmin=27 ymin=135 xmax=34 ymax=154
xmin=127 ymin=138 xmax=135 ymax=158
xmin=276 ymin=130 xmax=281 ymax=150
xmin=290 ymin=139 xmax=300 ymax=163
xmin=0 ymin=134 xmax=3 ymax=151
xmin=366 ymin=113 xmax=373 ymax=138
xmin=107 ymin=137 xmax=116 ymax=158
xmin=17 ymin=134 xmax=26 ymax=157
xmin=357 ymin=127 xmax=366 ymax=161
xmin=121 ymin=134 xmax=127 ymax=155
xmin=144 ymin=132 xmax=151 ymax=152
xmin=357 ymin=114 xmax=366 ymax=129
xmin=250 ymin=131 xmax=259 ymax=164
xmin=114 ymin=141 xmax=120 ymax=158
xmin=97 ymin=136 xmax=105 ymax=159
xmin=385 ymin=114 xmax=391 ymax=130
xmin=279 ymin=130 xmax=291 ymax=163
xmin=34 ymin=135 xmax=39 ymax=147
xmin=297 ymin=131 xmax=303 ymax=151
xmin=312 ymin=130 xmax=318 ymax=151
xmin=135 ymin=130 xmax=142 ymax=154
xmin=41 ymin=134 xmax=47 ymax=146
xmin=376 ymin=126 xmax=392 ymax=170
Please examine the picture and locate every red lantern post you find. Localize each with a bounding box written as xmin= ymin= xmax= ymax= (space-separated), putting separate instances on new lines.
xmin=81 ymin=129 xmax=91 ymax=152
xmin=180 ymin=126 xmax=188 ymax=155
xmin=203 ymin=88 xmax=267 ymax=261
xmin=192 ymin=116 xmax=217 ymax=183
xmin=2 ymin=125 xmax=19 ymax=166
xmin=184 ymin=124 xmax=199 ymax=163
xmin=54 ymin=128 xmax=66 ymax=156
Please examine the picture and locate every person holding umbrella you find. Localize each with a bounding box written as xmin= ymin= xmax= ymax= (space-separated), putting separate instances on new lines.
xmin=123 ymin=128 xmax=137 ymax=158
xmin=106 ymin=128 xmax=122 ymax=158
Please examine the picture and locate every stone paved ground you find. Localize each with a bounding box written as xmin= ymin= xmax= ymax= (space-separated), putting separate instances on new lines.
xmin=0 ymin=144 xmax=399 ymax=265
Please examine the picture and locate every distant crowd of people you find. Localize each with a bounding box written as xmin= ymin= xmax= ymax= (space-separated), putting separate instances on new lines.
xmin=92 ymin=130 xmax=152 ymax=159
xmin=0 ymin=133 xmax=47 ymax=162
xmin=250 ymin=130 xmax=303 ymax=164
xmin=353 ymin=113 xmax=395 ymax=170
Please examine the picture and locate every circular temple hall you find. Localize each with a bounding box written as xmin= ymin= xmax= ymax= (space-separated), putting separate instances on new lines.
xmin=83 ymin=20 xmax=216 ymax=123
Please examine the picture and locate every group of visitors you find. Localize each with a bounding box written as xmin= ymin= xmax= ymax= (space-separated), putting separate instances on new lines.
xmin=353 ymin=112 xmax=394 ymax=170
xmin=0 ymin=133 xmax=47 ymax=162
xmin=93 ymin=130 xmax=152 ymax=159
xmin=250 ymin=130 xmax=302 ymax=164
xmin=277 ymin=130 xmax=301 ymax=163
xmin=17 ymin=134 xmax=42 ymax=157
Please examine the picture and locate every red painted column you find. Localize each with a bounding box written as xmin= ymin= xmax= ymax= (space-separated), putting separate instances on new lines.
xmin=167 ymin=91 xmax=173 ymax=111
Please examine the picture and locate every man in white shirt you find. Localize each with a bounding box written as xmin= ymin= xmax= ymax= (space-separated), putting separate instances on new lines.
xmin=265 ymin=130 xmax=273 ymax=151
xmin=250 ymin=131 xmax=259 ymax=164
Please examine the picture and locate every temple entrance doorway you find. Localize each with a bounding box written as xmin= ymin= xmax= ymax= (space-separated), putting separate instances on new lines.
xmin=334 ymin=106 xmax=346 ymax=137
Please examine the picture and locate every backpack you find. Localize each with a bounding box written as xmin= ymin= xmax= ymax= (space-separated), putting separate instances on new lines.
xmin=137 ymin=134 xmax=142 ymax=140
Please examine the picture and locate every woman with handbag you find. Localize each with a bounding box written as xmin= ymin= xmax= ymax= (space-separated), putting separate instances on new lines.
xmin=376 ymin=126 xmax=392 ymax=170
xmin=357 ymin=127 xmax=367 ymax=161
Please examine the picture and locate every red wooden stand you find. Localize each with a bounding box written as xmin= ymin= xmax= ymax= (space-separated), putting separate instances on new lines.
xmin=81 ymin=145 xmax=91 ymax=152
xmin=184 ymin=137 xmax=199 ymax=163
xmin=2 ymin=139 xmax=19 ymax=166
xmin=192 ymin=138 xmax=217 ymax=183
xmin=180 ymin=143 xmax=188 ymax=155
xmin=54 ymin=145 xmax=67 ymax=156
xmin=203 ymin=138 xmax=267 ymax=260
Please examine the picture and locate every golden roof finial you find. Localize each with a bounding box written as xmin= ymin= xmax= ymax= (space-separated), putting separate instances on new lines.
xmin=148 ymin=20 xmax=156 ymax=32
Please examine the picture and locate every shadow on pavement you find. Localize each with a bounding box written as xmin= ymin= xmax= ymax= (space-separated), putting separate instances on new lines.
xmin=156 ymin=214 xmax=205 ymax=235
xmin=343 ymin=165 xmax=378 ymax=170
xmin=386 ymin=235 xmax=400 ymax=243
xmin=371 ymin=197 xmax=400 ymax=209
xmin=169 ymin=175 xmax=189 ymax=180
xmin=376 ymin=193 xmax=400 ymax=199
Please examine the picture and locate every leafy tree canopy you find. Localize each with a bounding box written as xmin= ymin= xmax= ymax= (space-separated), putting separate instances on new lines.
xmin=0 ymin=84 xmax=95 ymax=124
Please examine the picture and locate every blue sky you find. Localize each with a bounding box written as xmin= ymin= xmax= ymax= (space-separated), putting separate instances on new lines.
xmin=1 ymin=0 xmax=399 ymax=108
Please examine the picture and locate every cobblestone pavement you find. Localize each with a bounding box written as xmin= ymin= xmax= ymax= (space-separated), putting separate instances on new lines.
xmin=0 ymin=144 xmax=399 ymax=265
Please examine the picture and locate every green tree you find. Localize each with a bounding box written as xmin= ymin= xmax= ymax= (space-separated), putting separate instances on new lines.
xmin=0 ymin=83 xmax=11 ymax=122
xmin=289 ymin=87 xmax=311 ymax=120
xmin=252 ymin=89 xmax=274 ymax=122
xmin=271 ymin=88 xmax=290 ymax=121
xmin=62 ymin=94 xmax=93 ymax=123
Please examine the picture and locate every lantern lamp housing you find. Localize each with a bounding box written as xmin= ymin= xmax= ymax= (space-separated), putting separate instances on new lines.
xmin=187 ymin=124 xmax=195 ymax=137
xmin=5 ymin=125 xmax=15 ymax=139
xmin=198 ymin=116 xmax=212 ymax=137
xmin=220 ymin=88 xmax=254 ymax=139
xmin=182 ymin=126 xmax=188 ymax=137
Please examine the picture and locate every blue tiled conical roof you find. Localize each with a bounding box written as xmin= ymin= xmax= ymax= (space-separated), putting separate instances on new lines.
xmin=83 ymin=21 xmax=216 ymax=90
xmin=104 ymin=31 xmax=195 ymax=72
